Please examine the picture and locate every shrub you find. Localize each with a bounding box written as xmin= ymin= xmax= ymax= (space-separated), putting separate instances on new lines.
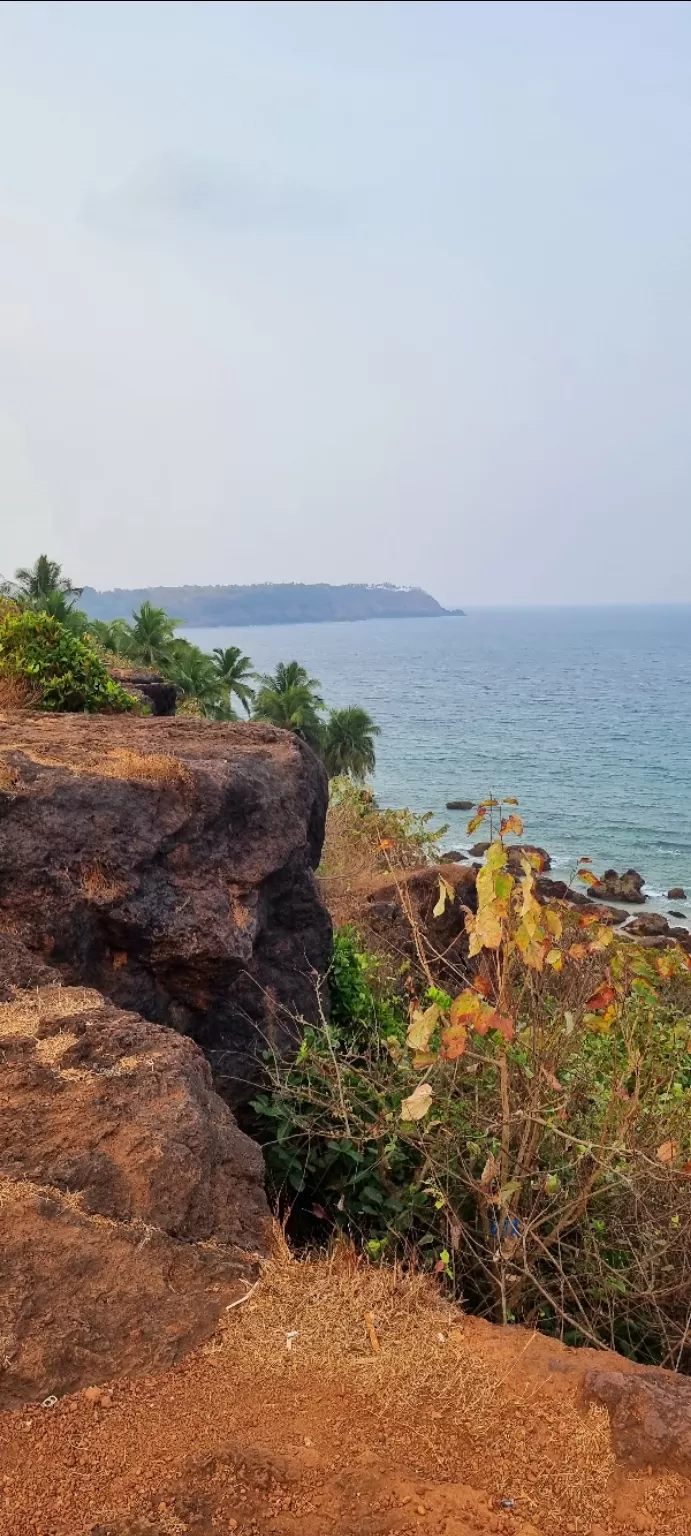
xmin=0 ymin=610 xmax=137 ymax=713
xmin=256 ymin=800 xmax=691 ymax=1368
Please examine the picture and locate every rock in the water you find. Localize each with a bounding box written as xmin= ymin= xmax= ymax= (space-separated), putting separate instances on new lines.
xmin=0 ymin=983 xmax=269 ymax=1406
xmin=0 ymin=715 xmax=331 ymax=1103
xmin=625 ymin=912 xmax=669 ymax=938
xmin=669 ymin=887 xmax=687 ymax=901
xmin=441 ymin=848 xmax=464 ymax=862
xmin=446 ymin=799 xmax=474 ymax=811
xmin=468 ymin=841 xmax=491 ymax=857
xmin=590 ymin=868 xmax=646 ymax=904
xmin=670 ymin=908 xmax=687 ymax=920
xmin=506 ymin=844 xmax=551 ymax=873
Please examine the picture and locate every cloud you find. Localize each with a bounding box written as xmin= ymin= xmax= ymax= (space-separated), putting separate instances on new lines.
xmin=84 ymin=154 xmax=336 ymax=238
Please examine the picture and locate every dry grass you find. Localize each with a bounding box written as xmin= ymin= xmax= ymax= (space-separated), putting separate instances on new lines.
xmin=80 ymin=863 xmax=129 ymax=903
xmin=0 ymin=986 xmax=102 ymax=1041
xmin=0 ymin=674 xmax=40 ymax=711
xmin=211 ymin=1242 xmax=619 ymax=1530
xmin=96 ymin=749 xmax=192 ymax=788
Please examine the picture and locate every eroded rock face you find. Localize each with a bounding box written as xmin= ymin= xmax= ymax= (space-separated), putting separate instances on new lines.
xmin=0 ymin=983 xmax=270 ymax=1406
xmin=0 ymin=715 xmax=331 ymax=1102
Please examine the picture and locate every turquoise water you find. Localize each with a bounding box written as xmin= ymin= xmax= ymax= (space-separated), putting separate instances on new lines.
xmin=187 ymin=608 xmax=691 ymax=912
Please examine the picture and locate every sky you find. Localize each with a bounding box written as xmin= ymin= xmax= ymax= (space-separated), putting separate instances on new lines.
xmin=1 ymin=0 xmax=691 ymax=606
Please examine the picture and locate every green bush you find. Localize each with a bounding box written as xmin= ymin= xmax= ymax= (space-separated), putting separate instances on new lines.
xmin=255 ymin=825 xmax=691 ymax=1368
xmin=0 ymin=610 xmax=138 ymax=713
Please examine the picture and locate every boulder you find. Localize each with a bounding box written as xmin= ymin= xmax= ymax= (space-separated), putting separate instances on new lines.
xmin=668 ymin=887 xmax=687 ymax=901
xmin=468 ymin=841 xmax=491 ymax=857
xmin=670 ymin=908 xmax=687 ymax=919
xmin=584 ymin=1367 xmax=691 ymax=1477
xmin=0 ymin=982 xmax=269 ymax=1406
xmin=625 ymin=912 xmax=669 ymax=938
xmin=440 ymin=848 xmax=464 ymax=862
xmin=446 ymin=799 xmax=474 ymax=811
xmin=590 ymin=868 xmax=646 ymax=904
xmin=0 ymin=715 xmax=331 ymax=1104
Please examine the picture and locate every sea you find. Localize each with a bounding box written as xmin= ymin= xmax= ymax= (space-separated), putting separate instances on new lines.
xmin=186 ymin=606 xmax=691 ymax=916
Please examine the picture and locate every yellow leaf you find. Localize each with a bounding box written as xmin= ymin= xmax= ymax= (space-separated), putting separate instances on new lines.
xmin=479 ymin=797 xmax=500 ymax=808
xmin=578 ymin=869 xmax=599 ymax=887
xmin=516 ymin=922 xmax=547 ymax=970
xmin=433 ymin=876 xmax=454 ymax=918
xmin=546 ymin=947 xmax=563 ymax=971
xmin=494 ymin=871 xmax=514 ymax=901
xmin=485 ymin=840 xmax=507 ymax=871
xmin=466 ymin=904 xmax=503 ymax=956
xmin=407 ymin=1003 xmax=440 ymax=1052
xmin=657 ymin=1140 xmax=679 ymax=1165
xmin=467 ymin=810 xmax=486 ymax=835
xmin=450 ymin=989 xmax=483 ymax=1022
xmin=500 ymin=813 xmax=524 ymax=837
xmin=502 ymin=797 xmax=519 ymax=806
xmin=544 ymin=908 xmax=563 ymax=939
xmin=400 ymin=1083 xmax=434 ymax=1122
xmin=584 ymin=1011 xmax=611 ymax=1034
xmin=412 ymin=1051 xmax=436 ymax=1069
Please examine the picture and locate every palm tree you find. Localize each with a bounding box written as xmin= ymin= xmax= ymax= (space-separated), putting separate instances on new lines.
xmin=323 ymin=707 xmax=380 ymax=781
xmin=12 ymin=554 xmax=82 ymax=601
xmin=166 ymin=639 xmax=220 ymax=713
xmin=86 ymin=617 xmax=135 ymax=658
xmin=128 ymin=601 xmax=179 ymax=668
xmin=253 ymin=677 xmax=324 ymax=752
xmin=257 ymin=660 xmax=324 ymax=709
xmin=211 ymin=646 xmax=256 ymax=716
xmin=34 ymin=588 xmax=90 ymax=637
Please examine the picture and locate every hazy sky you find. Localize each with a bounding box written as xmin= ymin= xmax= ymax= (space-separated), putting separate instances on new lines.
xmin=2 ymin=0 xmax=691 ymax=605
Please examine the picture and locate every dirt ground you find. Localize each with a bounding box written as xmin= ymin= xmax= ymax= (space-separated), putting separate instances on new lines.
xmin=2 ymin=1245 xmax=691 ymax=1536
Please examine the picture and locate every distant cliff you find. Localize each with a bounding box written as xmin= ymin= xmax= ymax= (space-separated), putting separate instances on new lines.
xmin=81 ymin=582 xmax=459 ymax=627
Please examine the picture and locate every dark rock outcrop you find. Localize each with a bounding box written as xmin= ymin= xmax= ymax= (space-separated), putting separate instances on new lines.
xmin=0 ymin=983 xmax=269 ymax=1406
xmin=109 ymin=668 xmax=177 ymax=717
xmin=625 ymin=912 xmax=670 ymax=939
xmin=0 ymin=715 xmax=331 ymax=1103
xmin=590 ymin=868 xmax=646 ymax=904
xmin=668 ymin=887 xmax=687 ymax=900
xmin=446 ymin=799 xmax=474 ymax=811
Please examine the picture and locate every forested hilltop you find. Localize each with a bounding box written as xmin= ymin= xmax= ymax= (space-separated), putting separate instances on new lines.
xmin=81 ymin=582 xmax=458 ymax=626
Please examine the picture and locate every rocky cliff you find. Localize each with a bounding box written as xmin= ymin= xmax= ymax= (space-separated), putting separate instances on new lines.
xmin=0 ymin=960 xmax=269 ymax=1407
xmin=0 ymin=714 xmax=332 ymax=1104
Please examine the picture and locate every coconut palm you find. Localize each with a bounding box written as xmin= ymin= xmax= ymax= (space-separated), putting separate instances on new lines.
xmin=86 ymin=617 xmax=136 ymax=658
xmin=256 ymin=660 xmax=324 ymax=710
xmin=253 ymin=672 xmax=324 ymax=752
xmin=211 ymin=646 xmax=256 ymax=717
xmin=166 ymin=639 xmax=220 ymax=713
xmin=11 ymin=554 xmax=82 ymax=601
xmin=34 ymin=587 xmax=90 ymax=637
xmin=128 ymin=601 xmax=179 ymax=668
xmin=323 ymin=707 xmax=380 ymax=781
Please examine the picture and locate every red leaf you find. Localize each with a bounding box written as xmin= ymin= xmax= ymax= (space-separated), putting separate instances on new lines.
xmin=586 ymin=982 xmax=616 ymax=1012
xmin=478 ymin=1009 xmax=514 ymax=1041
